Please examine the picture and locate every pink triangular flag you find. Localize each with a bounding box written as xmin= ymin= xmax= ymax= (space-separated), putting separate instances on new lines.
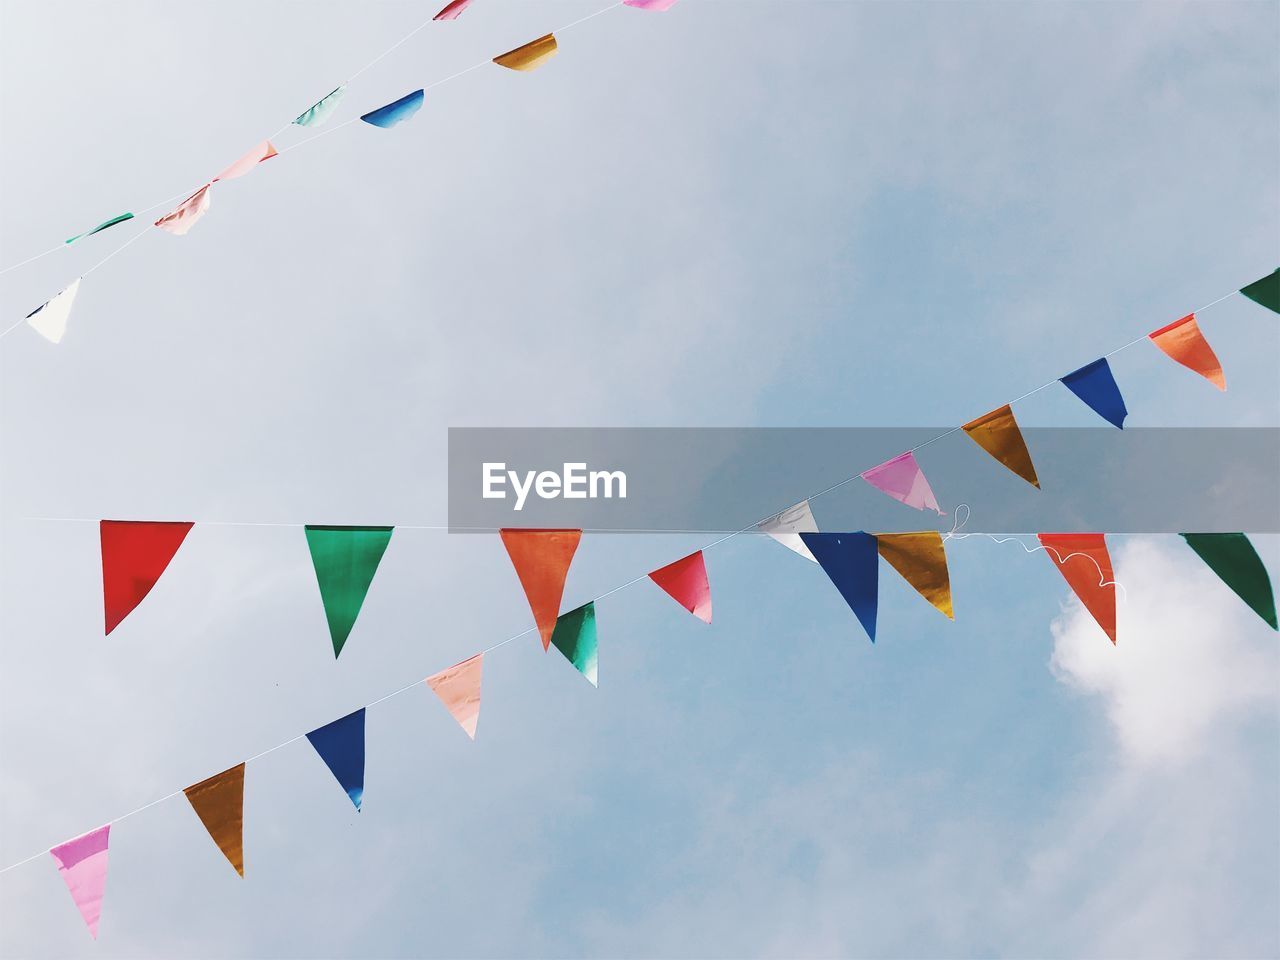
xmin=648 ymin=551 xmax=712 ymax=623
xmin=433 ymin=0 xmax=473 ymax=19
xmin=213 ymin=140 xmax=278 ymax=182
xmin=49 ymin=825 xmax=110 ymax=939
xmin=153 ymin=185 xmax=211 ymax=236
xmin=860 ymin=451 xmax=943 ymax=514
xmin=426 ymin=654 xmax=483 ymax=739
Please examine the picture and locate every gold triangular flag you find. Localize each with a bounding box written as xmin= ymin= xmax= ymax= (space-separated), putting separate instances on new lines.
xmin=184 ymin=763 xmax=245 ymax=876
xmin=876 ymin=532 xmax=954 ymax=619
xmin=494 ymin=33 xmax=558 ymax=71
xmin=961 ymin=404 xmax=1039 ymax=488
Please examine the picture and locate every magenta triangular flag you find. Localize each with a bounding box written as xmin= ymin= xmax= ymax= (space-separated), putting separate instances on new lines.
xmin=860 ymin=451 xmax=943 ymax=514
xmin=648 ymin=551 xmax=712 ymax=623
xmin=49 ymin=825 xmax=110 ymax=939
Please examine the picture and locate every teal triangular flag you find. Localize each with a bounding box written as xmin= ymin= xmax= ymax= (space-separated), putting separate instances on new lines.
xmin=1181 ymin=533 xmax=1277 ymax=629
xmin=550 ymin=602 xmax=598 ymax=686
xmin=304 ymin=526 xmax=394 ymax=657
xmin=1239 ymin=269 xmax=1279 ymax=315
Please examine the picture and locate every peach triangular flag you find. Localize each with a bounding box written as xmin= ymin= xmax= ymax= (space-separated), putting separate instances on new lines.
xmin=1148 ymin=313 xmax=1225 ymax=390
xmin=962 ymin=404 xmax=1039 ymax=488
xmin=183 ymin=763 xmax=245 ymax=876
xmin=213 ymin=140 xmax=278 ymax=181
xmin=500 ymin=529 xmax=581 ymax=649
xmin=426 ymin=654 xmax=483 ymax=739
xmin=154 ymin=185 xmax=212 ymax=236
xmin=876 ymin=531 xmax=953 ymax=619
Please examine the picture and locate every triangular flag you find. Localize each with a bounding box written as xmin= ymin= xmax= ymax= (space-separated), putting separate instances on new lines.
xmin=305 ymin=709 xmax=366 ymax=810
xmin=303 ymin=526 xmax=394 ymax=658
xmin=433 ymin=0 xmax=473 ymax=19
xmin=100 ymin=520 xmax=194 ymax=635
xmin=860 ymin=451 xmax=943 ymax=514
xmin=184 ymin=763 xmax=245 ymax=876
xmin=1181 ymin=533 xmax=1277 ymax=630
xmin=648 ymin=551 xmax=712 ymax=623
xmin=800 ymin=532 xmax=878 ymax=642
xmin=876 ymin=531 xmax=953 ymax=620
xmin=1239 ymin=268 xmax=1279 ymax=314
xmin=499 ymin=529 xmax=581 ymax=650
xmin=426 ymin=654 xmax=483 ymax=739
xmin=154 ymin=184 xmax=212 ymax=236
xmin=962 ymin=404 xmax=1040 ymax=489
xmin=550 ymin=602 xmax=598 ymax=686
xmin=213 ymin=140 xmax=278 ymax=181
xmin=624 ymin=0 xmax=680 ymax=8
xmin=494 ymin=33 xmax=558 ymax=71
xmin=66 ymin=213 xmax=133 ymax=245
xmin=49 ymin=825 xmax=110 ymax=939
xmin=1038 ymin=533 xmax=1116 ymax=644
xmin=360 ymin=90 xmax=424 ymax=128
xmin=294 ymin=85 xmax=346 ymax=127
xmin=1060 ymin=358 xmax=1128 ymax=429
xmin=1148 ymin=314 xmax=1225 ymax=390
xmin=758 ymin=500 xmax=818 ymax=562
xmin=25 ymin=278 xmax=80 ymax=344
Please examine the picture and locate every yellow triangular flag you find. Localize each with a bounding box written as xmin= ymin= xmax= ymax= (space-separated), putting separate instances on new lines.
xmin=876 ymin=531 xmax=953 ymax=619
xmin=183 ymin=763 xmax=245 ymax=876
xmin=494 ymin=33 xmax=558 ymax=71
xmin=962 ymin=404 xmax=1039 ymax=488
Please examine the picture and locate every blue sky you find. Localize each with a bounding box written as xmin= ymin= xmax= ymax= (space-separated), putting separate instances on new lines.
xmin=1 ymin=1 xmax=1277 ymax=957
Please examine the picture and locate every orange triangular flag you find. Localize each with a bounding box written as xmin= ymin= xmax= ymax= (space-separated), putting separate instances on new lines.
xmin=648 ymin=550 xmax=712 ymax=623
xmin=426 ymin=654 xmax=483 ymax=739
xmin=962 ymin=404 xmax=1039 ymax=488
xmin=183 ymin=763 xmax=246 ymax=876
xmin=1038 ymin=533 xmax=1117 ymax=644
xmin=500 ymin=529 xmax=581 ymax=650
xmin=876 ymin=531 xmax=953 ymax=619
xmin=1148 ymin=313 xmax=1225 ymax=390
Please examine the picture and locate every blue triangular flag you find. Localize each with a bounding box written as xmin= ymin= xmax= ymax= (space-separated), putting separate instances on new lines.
xmin=305 ymin=708 xmax=366 ymax=810
xmin=360 ymin=90 xmax=424 ymax=129
xmin=1060 ymin=358 xmax=1128 ymax=429
xmin=800 ymin=532 xmax=878 ymax=642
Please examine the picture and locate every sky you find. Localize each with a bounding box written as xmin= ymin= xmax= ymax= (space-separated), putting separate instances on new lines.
xmin=1 ymin=1 xmax=1278 ymax=957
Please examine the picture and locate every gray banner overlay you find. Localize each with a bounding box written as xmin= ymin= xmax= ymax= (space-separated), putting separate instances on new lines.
xmin=447 ymin=428 xmax=1280 ymax=533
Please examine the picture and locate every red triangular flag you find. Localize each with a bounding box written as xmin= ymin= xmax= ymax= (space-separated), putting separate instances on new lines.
xmin=648 ymin=550 xmax=712 ymax=623
xmin=499 ymin=529 xmax=581 ymax=650
xmin=101 ymin=520 xmax=194 ymax=635
xmin=1038 ymin=533 xmax=1117 ymax=644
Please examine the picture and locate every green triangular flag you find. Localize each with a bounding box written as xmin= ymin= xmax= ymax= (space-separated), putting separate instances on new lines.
xmin=1181 ymin=533 xmax=1277 ymax=630
xmin=550 ymin=602 xmax=598 ymax=686
xmin=304 ymin=525 xmax=394 ymax=657
xmin=1239 ymin=269 xmax=1279 ymax=314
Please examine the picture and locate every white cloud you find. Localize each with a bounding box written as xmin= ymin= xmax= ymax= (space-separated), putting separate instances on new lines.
xmin=1049 ymin=537 xmax=1278 ymax=766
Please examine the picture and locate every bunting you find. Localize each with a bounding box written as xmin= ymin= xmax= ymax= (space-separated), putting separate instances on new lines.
xmin=860 ymin=451 xmax=943 ymax=514
xmin=49 ymin=825 xmax=109 ymax=939
xmin=550 ymin=602 xmax=598 ymax=685
xmin=183 ymin=763 xmax=246 ymax=876
xmin=962 ymin=405 xmax=1040 ymax=489
xmin=1038 ymin=533 xmax=1116 ymax=644
xmin=800 ymin=532 xmax=878 ymax=642
xmin=1239 ymin=268 xmax=1279 ymax=314
xmin=1060 ymin=358 xmax=1128 ymax=429
xmin=100 ymin=520 xmax=194 ymax=635
xmin=494 ymin=34 xmax=559 ymax=71
xmin=213 ymin=140 xmax=278 ymax=181
xmin=360 ymin=90 xmax=425 ymax=128
xmin=66 ymin=213 xmax=133 ymax=245
xmin=876 ymin=531 xmax=953 ymax=619
xmin=433 ymin=0 xmax=474 ymax=19
xmin=624 ymin=0 xmax=681 ymax=8
xmin=648 ymin=551 xmax=712 ymax=623
xmin=25 ymin=278 xmax=80 ymax=344
xmin=304 ymin=525 xmax=394 ymax=658
xmin=499 ymin=529 xmax=581 ymax=650
xmin=426 ymin=654 xmax=483 ymax=739
xmin=758 ymin=500 xmax=818 ymax=561
xmin=294 ymin=86 xmax=346 ymax=127
xmin=153 ymin=184 xmax=212 ymax=236
xmin=306 ymin=709 xmax=366 ymax=810
xmin=1181 ymin=533 xmax=1277 ymax=629
xmin=1148 ymin=314 xmax=1225 ymax=390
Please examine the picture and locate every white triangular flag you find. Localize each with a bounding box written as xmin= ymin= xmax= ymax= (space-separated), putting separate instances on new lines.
xmin=26 ymin=278 xmax=81 ymax=344
xmin=758 ymin=500 xmax=819 ymax=561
